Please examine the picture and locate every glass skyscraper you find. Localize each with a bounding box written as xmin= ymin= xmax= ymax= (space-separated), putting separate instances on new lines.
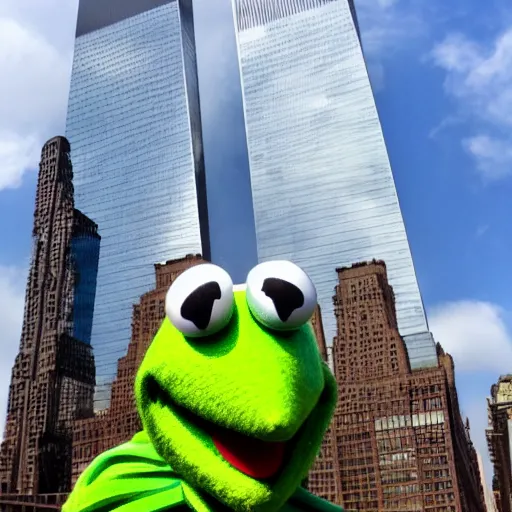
xmin=66 ymin=0 xmax=209 ymax=406
xmin=231 ymin=0 xmax=438 ymax=368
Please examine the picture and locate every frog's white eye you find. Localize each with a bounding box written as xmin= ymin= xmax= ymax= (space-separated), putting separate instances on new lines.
xmin=165 ymin=264 xmax=234 ymax=337
xmin=246 ymin=261 xmax=317 ymax=331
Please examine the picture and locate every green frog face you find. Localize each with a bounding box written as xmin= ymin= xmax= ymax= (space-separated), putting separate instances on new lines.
xmin=135 ymin=261 xmax=337 ymax=512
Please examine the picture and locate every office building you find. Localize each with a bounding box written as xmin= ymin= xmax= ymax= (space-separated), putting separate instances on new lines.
xmin=66 ymin=0 xmax=210 ymax=407
xmin=487 ymin=375 xmax=512 ymax=512
xmin=0 ymin=137 xmax=99 ymax=495
xmin=306 ymin=261 xmax=486 ymax=511
xmin=231 ymin=0 xmax=437 ymax=367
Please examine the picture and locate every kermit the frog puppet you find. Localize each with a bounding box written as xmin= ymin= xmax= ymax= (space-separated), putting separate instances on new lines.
xmin=63 ymin=261 xmax=342 ymax=512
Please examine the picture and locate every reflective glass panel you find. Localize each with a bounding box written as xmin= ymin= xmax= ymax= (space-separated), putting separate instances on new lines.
xmin=233 ymin=0 xmax=436 ymax=366
xmin=66 ymin=1 xmax=207 ymax=406
xmin=71 ymin=231 xmax=101 ymax=345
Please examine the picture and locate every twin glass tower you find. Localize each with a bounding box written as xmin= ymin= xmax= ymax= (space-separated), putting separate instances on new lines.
xmin=66 ymin=0 xmax=437 ymax=406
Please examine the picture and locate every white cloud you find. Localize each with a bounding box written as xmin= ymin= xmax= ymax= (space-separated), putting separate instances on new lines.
xmin=431 ymin=29 xmax=512 ymax=179
xmin=0 ymin=132 xmax=40 ymax=190
xmin=431 ymin=33 xmax=481 ymax=74
xmin=432 ymin=30 xmax=512 ymax=126
xmin=429 ymin=301 xmax=512 ymax=373
xmin=429 ymin=300 xmax=512 ymax=485
xmin=0 ymin=0 xmax=78 ymax=191
xmin=0 ymin=266 xmax=27 ymax=441
xmin=463 ymin=134 xmax=512 ymax=181
xmin=0 ymin=0 xmax=78 ymax=42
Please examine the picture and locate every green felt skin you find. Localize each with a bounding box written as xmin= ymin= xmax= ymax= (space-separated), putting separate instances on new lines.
xmin=63 ymin=289 xmax=342 ymax=512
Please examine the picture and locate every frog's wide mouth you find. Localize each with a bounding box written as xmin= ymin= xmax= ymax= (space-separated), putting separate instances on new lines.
xmin=144 ymin=375 xmax=298 ymax=480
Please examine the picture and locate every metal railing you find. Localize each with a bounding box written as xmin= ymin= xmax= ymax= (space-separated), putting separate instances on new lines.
xmin=0 ymin=494 xmax=68 ymax=511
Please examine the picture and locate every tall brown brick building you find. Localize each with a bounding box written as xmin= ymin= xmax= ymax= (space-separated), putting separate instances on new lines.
xmin=307 ymin=260 xmax=486 ymax=512
xmin=486 ymin=375 xmax=512 ymax=512
xmin=0 ymin=137 xmax=99 ymax=495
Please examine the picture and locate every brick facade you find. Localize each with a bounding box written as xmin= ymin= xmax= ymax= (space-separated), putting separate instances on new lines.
xmin=487 ymin=375 xmax=512 ymax=512
xmin=307 ymin=260 xmax=486 ymax=512
xmin=0 ymin=137 xmax=98 ymax=494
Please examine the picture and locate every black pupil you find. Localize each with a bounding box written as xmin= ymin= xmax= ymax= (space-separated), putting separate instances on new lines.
xmin=261 ymin=278 xmax=304 ymax=322
xmin=181 ymin=281 xmax=222 ymax=330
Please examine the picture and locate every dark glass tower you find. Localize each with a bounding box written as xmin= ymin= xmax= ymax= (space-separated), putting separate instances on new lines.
xmin=66 ymin=0 xmax=209 ymax=407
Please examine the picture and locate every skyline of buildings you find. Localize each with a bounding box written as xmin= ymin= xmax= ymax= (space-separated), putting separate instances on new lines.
xmin=0 ymin=137 xmax=99 ymax=495
xmin=0 ymin=136 xmax=501 ymax=506
xmin=65 ymin=0 xmax=209 ymax=407
xmin=0 ymin=0 xmax=506 ymax=508
xmin=1 ymin=229 xmax=489 ymax=509
xmin=231 ymin=0 xmax=438 ymax=370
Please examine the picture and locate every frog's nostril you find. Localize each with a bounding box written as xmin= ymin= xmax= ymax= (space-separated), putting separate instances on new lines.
xmin=146 ymin=376 xmax=162 ymax=404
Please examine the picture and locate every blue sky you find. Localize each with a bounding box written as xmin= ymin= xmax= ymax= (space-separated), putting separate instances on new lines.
xmin=1 ymin=0 xmax=511 ymax=489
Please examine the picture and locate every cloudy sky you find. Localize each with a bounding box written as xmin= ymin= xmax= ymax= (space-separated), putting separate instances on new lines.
xmin=1 ymin=0 xmax=512 ymax=486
